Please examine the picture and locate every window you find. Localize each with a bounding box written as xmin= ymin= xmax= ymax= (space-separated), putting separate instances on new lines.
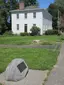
xmin=17 ymin=24 xmax=19 ymax=30
xmin=33 ymin=12 xmax=36 ymax=18
xmin=33 ymin=24 xmax=36 ymax=27
xmin=17 ymin=13 xmax=19 ymax=19
xmin=24 ymin=24 xmax=27 ymax=32
xmin=25 ymin=13 xmax=27 ymax=19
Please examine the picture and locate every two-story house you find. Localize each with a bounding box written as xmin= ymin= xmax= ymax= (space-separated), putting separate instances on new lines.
xmin=10 ymin=1 xmax=52 ymax=35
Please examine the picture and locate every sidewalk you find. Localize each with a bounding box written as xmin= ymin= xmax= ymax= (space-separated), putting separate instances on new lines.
xmin=45 ymin=43 xmax=64 ymax=85
xmin=0 ymin=70 xmax=48 ymax=85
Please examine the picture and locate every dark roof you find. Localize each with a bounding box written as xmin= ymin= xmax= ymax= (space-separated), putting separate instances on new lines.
xmin=10 ymin=8 xmax=44 ymax=12
xmin=10 ymin=8 xmax=52 ymax=20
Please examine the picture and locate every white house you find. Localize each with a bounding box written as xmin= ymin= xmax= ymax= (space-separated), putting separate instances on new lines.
xmin=10 ymin=2 xmax=52 ymax=35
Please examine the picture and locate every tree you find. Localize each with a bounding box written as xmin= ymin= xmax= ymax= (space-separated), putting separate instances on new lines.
xmin=20 ymin=0 xmax=38 ymax=7
xmin=55 ymin=0 xmax=64 ymax=31
xmin=0 ymin=0 xmax=7 ymax=34
xmin=48 ymin=4 xmax=58 ymax=30
xmin=0 ymin=8 xmax=7 ymax=34
xmin=55 ymin=0 xmax=64 ymax=10
xmin=5 ymin=0 xmax=19 ymax=30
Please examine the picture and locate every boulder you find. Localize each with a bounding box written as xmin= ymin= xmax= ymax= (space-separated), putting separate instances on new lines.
xmin=33 ymin=40 xmax=41 ymax=44
xmin=5 ymin=58 xmax=29 ymax=81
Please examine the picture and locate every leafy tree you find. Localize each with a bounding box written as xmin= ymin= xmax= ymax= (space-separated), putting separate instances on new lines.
xmin=0 ymin=0 xmax=7 ymax=34
xmin=48 ymin=4 xmax=58 ymax=30
xmin=20 ymin=0 xmax=38 ymax=7
xmin=55 ymin=0 xmax=64 ymax=31
xmin=0 ymin=8 xmax=7 ymax=34
xmin=55 ymin=0 xmax=64 ymax=10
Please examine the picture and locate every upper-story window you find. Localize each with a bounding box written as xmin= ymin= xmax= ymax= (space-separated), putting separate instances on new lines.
xmin=25 ymin=13 xmax=27 ymax=19
xmin=33 ymin=12 xmax=36 ymax=18
xmin=17 ymin=13 xmax=19 ymax=19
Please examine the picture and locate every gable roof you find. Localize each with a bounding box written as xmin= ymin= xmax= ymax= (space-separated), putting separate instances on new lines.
xmin=10 ymin=8 xmax=52 ymax=20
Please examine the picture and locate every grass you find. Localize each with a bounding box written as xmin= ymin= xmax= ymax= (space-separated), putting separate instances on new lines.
xmin=0 ymin=48 xmax=59 ymax=73
xmin=0 ymin=35 xmax=63 ymax=45
xmin=0 ymin=84 xmax=2 ymax=85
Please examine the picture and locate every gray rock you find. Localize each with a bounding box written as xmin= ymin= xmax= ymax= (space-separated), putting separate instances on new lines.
xmin=33 ymin=40 xmax=41 ymax=44
xmin=5 ymin=58 xmax=29 ymax=81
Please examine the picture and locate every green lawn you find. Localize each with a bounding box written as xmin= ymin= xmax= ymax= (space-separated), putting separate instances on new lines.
xmin=0 ymin=84 xmax=2 ymax=85
xmin=0 ymin=35 xmax=63 ymax=45
xmin=0 ymin=48 xmax=59 ymax=73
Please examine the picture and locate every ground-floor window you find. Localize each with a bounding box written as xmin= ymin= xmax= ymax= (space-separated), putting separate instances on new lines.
xmin=24 ymin=24 xmax=27 ymax=32
xmin=17 ymin=24 xmax=19 ymax=30
xmin=33 ymin=24 xmax=36 ymax=27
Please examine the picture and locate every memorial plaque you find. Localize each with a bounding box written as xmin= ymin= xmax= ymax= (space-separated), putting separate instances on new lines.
xmin=5 ymin=58 xmax=29 ymax=81
xmin=17 ymin=62 xmax=27 ymax=73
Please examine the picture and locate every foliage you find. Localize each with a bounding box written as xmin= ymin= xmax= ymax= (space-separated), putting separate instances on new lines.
xmin=0 ymin=8 xmax=7 ymax=34
xmin=45 ymin=29 xmax=61 ymax=35
xmin=3 ymin=31 xmax=13 ymax=36
xmin=20 ymin=32 xmax=30 ymax=36
xmin=60 ymin=35 xmax=64 ymax=40
xmin=55 ymin=0 xmax=64 ymax=30
xmin=55 ymin=0 xmax=64 ymax=10
xmin=20 ymin=0 xmax=39 ymax=7
xmin=4 ymin=0 xmax=19 ymax=31
xmin=30 ymin=26 xmax=40 ymax=36
xmin=60 ymin=27 xmax=64 ymax=32
xmin=48 ymin=4 xmax=58 ymax=30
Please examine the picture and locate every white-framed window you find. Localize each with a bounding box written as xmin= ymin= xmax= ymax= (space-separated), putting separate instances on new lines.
xmin=33 ymin=24 xmax=36 ymax=26
xmin=25 ymin=13 xmax=27 ymax=19
xmin=17 ymin=13 xmax=19 ymax=19
xmin=24 ymin=24 xmax=27 ymax=32
xmin=33 ymin=12 xmax=36 ymax=18
xmin=17 ymin=24 xmax=19 ymax=30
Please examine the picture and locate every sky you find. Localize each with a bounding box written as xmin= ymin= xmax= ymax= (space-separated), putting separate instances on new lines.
xmin=5 ymin=0 xmax=54 ymax=8
xmin=38 ymin=0 xmax=54 ymax=8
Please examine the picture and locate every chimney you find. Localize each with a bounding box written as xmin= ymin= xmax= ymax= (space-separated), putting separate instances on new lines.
xmin=19 ymin=1 xmax=24 ymax=10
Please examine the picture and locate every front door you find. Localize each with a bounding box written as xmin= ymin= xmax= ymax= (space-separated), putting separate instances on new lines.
xmin=24 ymin=24 xmax=27 ymax=32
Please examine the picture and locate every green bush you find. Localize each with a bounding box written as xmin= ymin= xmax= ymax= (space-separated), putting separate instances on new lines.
xmin=30 ymin=26 xmax=40 ymax=36
xmin=45 ymin=30 xmax=61 ymax=35
xmin=60 ymin=35 xmax=64 ymax=40
xmin=20 ymin=32 xmax=30 ymax=36
xmin=3 ymin=31 xmax=13 ymax=36
xmin=60 ymin=27 xmax=64 ymax=32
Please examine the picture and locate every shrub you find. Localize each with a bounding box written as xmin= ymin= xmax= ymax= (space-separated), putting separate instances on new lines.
xmin=60 ymin=35 xmax=64 ymax=40
xmin=30 ymin=26 xmax=40 ymax=36
xmin=3 ymin=31 xmax=13 ymax=36
xmin=20 ymin=32 xmax=30 ymax=36
xmin=60 ymin=27 xmax=64 ymax=32
xmin=45 ymin=30 xmax=61 ymax=35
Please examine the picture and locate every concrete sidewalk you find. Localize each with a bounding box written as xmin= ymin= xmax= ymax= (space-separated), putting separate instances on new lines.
xmin=45 ymin=43 xmax=64 ymax=85
xmin=0 ymin=70 xmax=48 ymax=85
